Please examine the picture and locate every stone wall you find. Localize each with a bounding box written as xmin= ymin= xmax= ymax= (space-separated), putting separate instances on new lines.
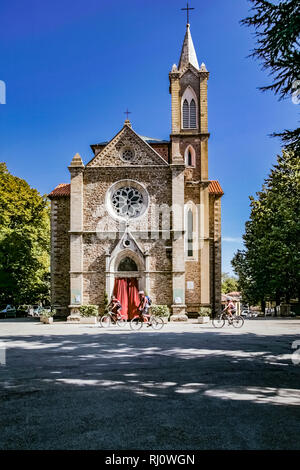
xmin=209 ymin=195 xmax=222 ymax=314
xmin=81 ymin=166 xmax=174 ymax=309
xmin=150 ymin=143 xmax=170 ymax=163
xmin=50 ymin=197 xmax=70 ymax=316
xmin=83 ymin=167 xmax=172 ymax=232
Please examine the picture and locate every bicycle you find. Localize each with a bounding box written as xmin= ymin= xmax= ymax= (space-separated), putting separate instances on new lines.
xmin=100 ymin=310 xmax=127 ymax=328
xmin=212 ymin=309 xmax=244 ymax=329
xmin=130 ymin=312 xmax=164 ymax=331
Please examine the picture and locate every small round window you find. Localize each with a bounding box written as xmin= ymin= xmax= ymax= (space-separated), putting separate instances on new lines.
xmin=121 ymin=148 xmax=134 ymax=162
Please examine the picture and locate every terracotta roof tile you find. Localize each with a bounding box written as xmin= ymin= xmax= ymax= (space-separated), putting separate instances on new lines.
xmin=48 ymin=183 xmax=70 ymax=198
xmin=48 ymin=180 xmax=223 ymax=198
xmin=208 ymin=180 xmax=224 ymax=195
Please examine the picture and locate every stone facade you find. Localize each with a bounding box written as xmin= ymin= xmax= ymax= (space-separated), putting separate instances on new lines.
xmin=48 ymin=24 xmax=223 ymax=320
xmin=50 ymin=196 xmax=70 ymax=316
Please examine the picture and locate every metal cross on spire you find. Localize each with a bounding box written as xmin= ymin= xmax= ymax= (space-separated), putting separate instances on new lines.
xmin=181 ymin=2 xmax=195 ymax=25
xmin=124 ymin=108 xmax=132 ymax=120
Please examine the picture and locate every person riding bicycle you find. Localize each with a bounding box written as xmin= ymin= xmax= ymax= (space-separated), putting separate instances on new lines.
xmin=138 ymin=291 xmax=151 ymax=323
xmin=224 ymin=299 xmax=236 ymax=321
xmin=109 ymin=295 xmax=122 ymax=317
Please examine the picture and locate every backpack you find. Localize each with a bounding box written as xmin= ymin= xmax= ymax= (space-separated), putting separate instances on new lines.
xmin=146 ymin=296 xmax=152 ymax=306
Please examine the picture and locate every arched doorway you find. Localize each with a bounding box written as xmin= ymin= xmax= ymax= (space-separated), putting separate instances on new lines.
xmin=113 ymin=256 xmax=141 ymax=320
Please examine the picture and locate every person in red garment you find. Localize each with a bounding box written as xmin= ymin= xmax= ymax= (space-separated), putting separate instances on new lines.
xmin=138 ymin=291 xmax=150 ymax=324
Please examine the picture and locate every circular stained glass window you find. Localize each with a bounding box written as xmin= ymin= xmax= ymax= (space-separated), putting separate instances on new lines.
xmin=121 ymin=148 xmax=134 ymax=162
xmin=111 ymin=187 xmax=144 ymax=218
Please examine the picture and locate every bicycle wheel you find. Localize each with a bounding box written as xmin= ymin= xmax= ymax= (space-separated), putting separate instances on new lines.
xmin=116 ymin=317 xmax=127 ymax=328
xmin=150 ymin=316 xmax=164 ymax=330
xmin=212 ymin=315 xmax=225 ymax=328
xmin=232 ymin=315 xmax=244 ymax=328
xmin=130 ymin=317 xmax=143 ymax=331
xmin=100 ymin=314 xmax=111 ymax=328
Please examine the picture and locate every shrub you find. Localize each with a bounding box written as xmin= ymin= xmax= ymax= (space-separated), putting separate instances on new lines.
xmin=198 ymin=307 xmax=211 ymax=317
xmin=79 ymin=305 xmax=99 ymax=317
xmin=40 ymin=308 xmax=56 ymax=318
xmin=151 ymin=304 xmax=170 ymax=317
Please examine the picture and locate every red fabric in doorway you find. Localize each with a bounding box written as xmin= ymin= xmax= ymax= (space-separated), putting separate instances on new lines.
xmin=113 ymin=278 xmax=128 ymax=320
xmin=128 ymin=278 xmax=140 ymax=320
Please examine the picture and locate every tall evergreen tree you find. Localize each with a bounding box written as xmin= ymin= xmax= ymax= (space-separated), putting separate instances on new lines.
xmin=232 ymin=150 xmax=300 ymax=307
xmin=241 ymin=0 xmax=300 ymax=153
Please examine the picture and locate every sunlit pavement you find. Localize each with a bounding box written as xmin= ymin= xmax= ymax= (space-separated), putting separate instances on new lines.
xmin=0 ymin=318 xmax=299 ymax=450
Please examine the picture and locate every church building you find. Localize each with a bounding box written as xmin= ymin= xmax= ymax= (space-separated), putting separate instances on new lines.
xmin=48 ymin=21 xmax=223 ymax=321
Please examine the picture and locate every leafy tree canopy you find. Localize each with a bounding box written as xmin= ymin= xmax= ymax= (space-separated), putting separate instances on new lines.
xmin=232 ymin=150 xmax=300 ymax=305
xmin=0 ymin=163 xmax=50 ymax=305
xmin=221 ymin=273 xmax=239 ymax=294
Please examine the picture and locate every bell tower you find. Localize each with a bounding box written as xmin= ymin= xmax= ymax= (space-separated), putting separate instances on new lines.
xmin=169 ymin=16 xmax=212 ymax=320
xmin=169 ymin=22 xmax=209 ymax=177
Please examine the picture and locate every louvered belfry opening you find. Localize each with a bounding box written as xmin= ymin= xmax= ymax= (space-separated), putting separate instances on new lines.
xmin=190 ymin=99 xmax=196 ymax=128
xmin=182 ymin=99 xmax=189 ymax=128
xmin=182 ymin=98 xmax=197 ymax=129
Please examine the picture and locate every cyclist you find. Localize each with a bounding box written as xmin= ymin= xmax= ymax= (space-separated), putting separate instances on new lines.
xmin=138 ymin=291 xmax=151 ymax=324
xmin=224 ymin=299 xmax=236 ymax=322
xmin=109 ymin=295 xmax=122 ymax=318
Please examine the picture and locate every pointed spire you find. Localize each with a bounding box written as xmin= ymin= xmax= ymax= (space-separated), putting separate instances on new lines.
xmin=178 ymin=24 xmax=199 ymax=71
xmin=69 ymin=153 xmax=84 ymax=167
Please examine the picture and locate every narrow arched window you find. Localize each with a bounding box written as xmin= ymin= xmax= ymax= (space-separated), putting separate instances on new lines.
xmin=190 ymin=99 xmax=196 ymax=128
xmin=181 ymin=87 xmax=198 ymax=130
xmin=185 ymin=146 xmax=195 ymax=167
xmin=182 ymin=99 xmax=189 ymax=128
xmin=187 ymin=209 xmax=193 ymax=257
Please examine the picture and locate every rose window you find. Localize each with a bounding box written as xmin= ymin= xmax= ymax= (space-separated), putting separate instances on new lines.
xmin=111 ymin=187 xmax=144 ymax=218
xmin=121 ymin=148 xmax=134 ymax=162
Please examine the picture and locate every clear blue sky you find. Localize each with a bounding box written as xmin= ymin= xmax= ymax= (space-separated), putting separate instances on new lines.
xmin=0 ymin=0 xmax=297 ymax=275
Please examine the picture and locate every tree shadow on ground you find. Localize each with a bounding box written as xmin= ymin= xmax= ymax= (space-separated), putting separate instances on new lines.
xmin=0 ymin=326 xmax=299 ymax=450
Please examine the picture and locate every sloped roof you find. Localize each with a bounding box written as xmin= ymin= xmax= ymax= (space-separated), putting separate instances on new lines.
xmin=208 ymin=180 xmax=224 ymax=195
xmin=87 ymin=123 xmax=169 ymax=167
xmin=48 ymin=180 xmax=224 ymax=198
xmin=91 ymin=135 xmax=169 ymax=149
xmin=178 ymin=24 xmax=199 ymax=71
xmin=48 ymin=183 xmax=70 ymax=198
xmin=226 ymin=292 xmax=241 ymax=297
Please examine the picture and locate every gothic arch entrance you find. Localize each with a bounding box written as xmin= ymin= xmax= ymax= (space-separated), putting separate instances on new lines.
xmin=111 ymin=254 xmax=142 ymax=320
xmin=106 ymin=232 xmax=148 ymax=319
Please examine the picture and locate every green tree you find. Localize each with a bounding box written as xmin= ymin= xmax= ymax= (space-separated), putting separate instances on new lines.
xmin=232 ymin=150 xmax=300 ymax=308
xmin=221 ymin=273 xmax=239 ymax=294
xmin=241 ymin=0 xmax=300 ymax=153
xmin=0 ymin=163 xmax=50 ymax=305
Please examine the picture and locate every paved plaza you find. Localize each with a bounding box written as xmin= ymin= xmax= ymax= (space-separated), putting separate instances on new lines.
xmin=0 ymin=318 xmax=299 ymax=450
